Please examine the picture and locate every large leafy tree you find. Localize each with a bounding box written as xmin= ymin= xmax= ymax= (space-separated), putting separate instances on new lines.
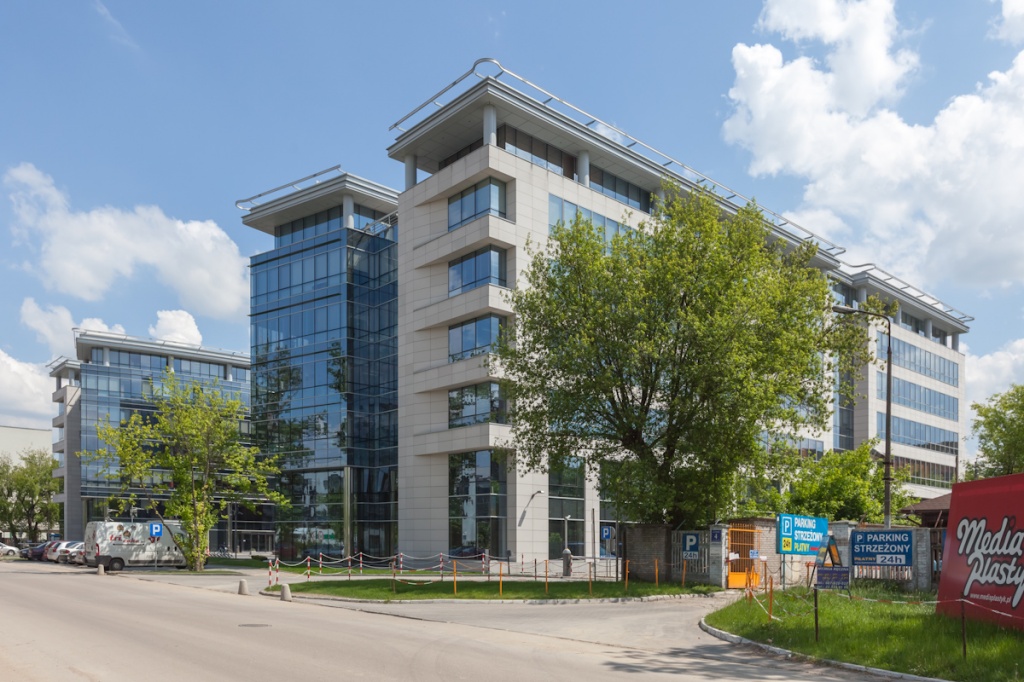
xmin=493 ymin=187 xmax=868 ymax=527
xmin=0 ymin=450 xmax=61 ymax=542
xmin=971 ymin=383 xmax=1024 ymax=478
xmin=787 ymin=442 xmax=912 ymax=523
xmin=87 ymin=371 xmax=286 ymax=571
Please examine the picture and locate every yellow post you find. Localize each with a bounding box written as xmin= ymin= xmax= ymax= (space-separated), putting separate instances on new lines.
xmin=655 ymin=558 xmax=659 ymax=587
xmin=769 ymin=576 xmax=774 ymax=621
xmin=681 ymin=559 xmax=687 ymax=588
xmin=499 ymin=561 xmax=503 ymax=598
xmin=544 ymin=560 xmax=549 ymax=594
xmin=625 ymin=560 xmax=630 ymax=592
xmin=453 ymin=560 xmax=458 ymax=596
xmin=588 ymin=562 xmax=592 ymax=597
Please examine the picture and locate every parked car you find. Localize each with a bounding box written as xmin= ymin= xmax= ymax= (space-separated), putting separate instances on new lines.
xmin=71 ymin=543 xmax=88 ymax=565
xmin=26 ymin=542 xmax=53 ymax=560
xmin=44 ymin=540 xmax=70 ymax=562
xmin=0 ymin=542 xmax=18 ymax=556
xmin=57 ymin=541 xmax=83 ymax=564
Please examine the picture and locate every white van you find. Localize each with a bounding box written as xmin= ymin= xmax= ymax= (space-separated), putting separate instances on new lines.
xmin=84 ymin=521 xmax=187 ymax=571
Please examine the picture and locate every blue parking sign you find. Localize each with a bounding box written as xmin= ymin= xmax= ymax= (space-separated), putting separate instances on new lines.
xmin=150 ymin=523 xmax=163 ymax=537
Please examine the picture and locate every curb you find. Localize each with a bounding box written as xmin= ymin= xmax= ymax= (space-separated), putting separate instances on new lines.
xmin=257 ymin=588 xmax=726 ymax=605
xmin=698 ymin=618 xmax=952 ymax=682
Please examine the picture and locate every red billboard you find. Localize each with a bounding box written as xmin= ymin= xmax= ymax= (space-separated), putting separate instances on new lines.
xmin=936 ymin=473 xmax=1024 ymax=630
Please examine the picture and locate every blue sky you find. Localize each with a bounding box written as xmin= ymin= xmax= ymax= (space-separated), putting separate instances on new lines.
xmin=2 ymin=1 xmax=1024 ymax=459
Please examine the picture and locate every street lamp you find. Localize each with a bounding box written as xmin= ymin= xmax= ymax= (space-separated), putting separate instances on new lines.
xmin=833 ymin=304 xmax=893 ymax=529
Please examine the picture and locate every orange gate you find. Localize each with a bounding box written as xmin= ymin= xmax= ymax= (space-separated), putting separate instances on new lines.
xmin=727 ymin=523 xmax=763 ymax=589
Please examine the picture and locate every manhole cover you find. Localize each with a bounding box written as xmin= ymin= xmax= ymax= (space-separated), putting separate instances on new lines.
xmin=238 ymin=624 xmax=271 ymax=628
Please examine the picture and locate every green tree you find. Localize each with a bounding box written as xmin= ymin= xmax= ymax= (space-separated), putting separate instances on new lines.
xmin=787 ymin=442 xmax=912 ymax=523
xmin=493 ymin=187 xmax=869 ymax=528
xmin=971 ymin=383 xmax=1024 ymax=478
xmin=0 ymin=450 xmax=61 ymax=542
xmin=86 ymin=371 xmax=286 ymax=571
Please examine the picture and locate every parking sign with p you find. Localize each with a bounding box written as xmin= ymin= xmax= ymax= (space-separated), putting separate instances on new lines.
xmin=681 ymin=532 xmax=700 ymax=560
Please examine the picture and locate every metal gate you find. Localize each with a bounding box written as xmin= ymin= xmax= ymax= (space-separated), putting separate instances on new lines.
xmin=727 ymin=523 xmax=762 ymax=589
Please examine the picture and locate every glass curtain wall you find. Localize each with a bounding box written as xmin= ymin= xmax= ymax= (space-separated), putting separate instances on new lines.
xmin=250 ymin=205 xmax=398 ymax=560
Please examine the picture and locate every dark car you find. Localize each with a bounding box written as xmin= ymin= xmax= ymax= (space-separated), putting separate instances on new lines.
xmin=25 ymin=542 xmax=51 ymax=560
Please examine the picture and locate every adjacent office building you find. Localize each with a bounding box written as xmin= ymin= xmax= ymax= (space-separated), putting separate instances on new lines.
xmin=239 ymin=60 xmax=969 ymax=563
xmin=50 ymin=329 xmax=261 ymax=545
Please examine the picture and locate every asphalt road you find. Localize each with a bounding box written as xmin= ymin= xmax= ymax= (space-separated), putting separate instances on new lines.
xmin=0 ymin=559 xmax=887 ymax=682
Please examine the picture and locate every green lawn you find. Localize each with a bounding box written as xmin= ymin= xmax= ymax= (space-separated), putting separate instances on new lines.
xmin=271 ymin=576 xmax=720 ymax=601
xmin=704 ymin=583 xmax=1024 ymax=682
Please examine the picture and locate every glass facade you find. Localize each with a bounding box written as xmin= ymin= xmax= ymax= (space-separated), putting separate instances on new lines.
xmin=590 ymin=166 xmax=652 ymax=213
xmin=250 ymin=204 xmax=398 ymax=560
xmin=548 ymin=195 xmax=634 ymax=245
xmin=77 ymin=350 xmax=256 ymax=533
xmin=894 ymin=456 xmax=956 ymax=489
xmin=447 ymin=383 xmax=507 ymax=428
xmin=880 ymin=332 xmax=959 ymax=387
xmin=448 ymin=450 xmax=507 ymax=558
xmin=548 ymin=459 xmax=585 ymax=559
xmin=877 ymin=413 xmax=959 ymax=456
xmin=448 ymin=315 xmax=505 ymax=362
xmin=878 ymin=372 xmax=959 ymax=421
xmin=448 ymin=247 xmax=507 ymax=296
xmin=497 ymin=124 xmax=576 ymax=180
xmin=447 ymin=178 xmax=507 ymax=231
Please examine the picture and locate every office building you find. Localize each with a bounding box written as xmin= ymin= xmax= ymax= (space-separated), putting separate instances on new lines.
xmin=50 ymin=329 xmax=260 ymax=544
xmin=240 ymin=60 xmax=969 ymax=563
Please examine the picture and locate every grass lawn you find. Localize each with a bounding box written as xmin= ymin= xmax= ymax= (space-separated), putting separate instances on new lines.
xmin=271 ymin=576 xmax=720 ymax=601
xmin=704 ymin=583 xmax=1024 ymax=682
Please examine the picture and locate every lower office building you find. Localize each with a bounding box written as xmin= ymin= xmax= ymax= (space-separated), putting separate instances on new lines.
xmin=239 ymin=60 xmax=969 ymax=564
xmin=49 ymin=329 xmax=267 ymax=547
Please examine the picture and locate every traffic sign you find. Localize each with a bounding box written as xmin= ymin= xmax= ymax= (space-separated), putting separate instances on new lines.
xmin=851 ymin=530 xmax=912 ymax=566
xmin=601 ymin=525 xmax=614 ymax=541
xmin=680 ymin=532 xmax=700 ymax=560
xmin=777 ymin=513 xmax=828 ymax=555
xmin=149 ymin=523 xmax=163 ymax=538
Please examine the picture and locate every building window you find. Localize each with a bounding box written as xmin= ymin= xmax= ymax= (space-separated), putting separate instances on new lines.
xmin=880 ymin=332 xmax=959 ymax=387
xmin=448 ymin=178 xmax=507 ymax=231
xmin=448 ymin=383 xmax=507 ymax=428
xmin=448 ymin=247 xmax=507 ymax=297
xmin=893 ymin=456 xmax=955 ymax=489
xmin=878 ymin=373 xmax=959 ymax=421
xmin=878 ymin=413 xmax=958 ymax=456
xmin=497 ymin=124 xmax=576 ymax=180
xmin=900 ymin=311 xmax=926 ymax=336
xmin=449 ymin=315 xmax=505 ymax=362
xmin=590 ymin=166 xmax=652 ymax=213
xmin=548 ymin=195 xmax=633 ymax=246
xmin=549 ymin=458 xmax=585 ymax=559
xmin=448 ymin=450 xmax=507 ymax=558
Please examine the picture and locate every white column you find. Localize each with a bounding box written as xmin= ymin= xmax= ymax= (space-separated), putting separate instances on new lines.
xmin=952 ymin=333 xmax=960 ymax=351
xmin=483 ymin=104 xmax=497 ymax=146
xmin=404 ymin=155 xmax=417 ymax=190
xmin=924 ymin=319 xmax=933 ymax=340
xmin=578 ymin=150 xmax=590 ymax=187
xmin=343 ymin=194 xmax=355 ymax=229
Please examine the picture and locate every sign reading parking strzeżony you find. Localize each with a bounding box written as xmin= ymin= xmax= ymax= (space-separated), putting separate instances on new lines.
xmin=777 ymin=513 xmax=829 ymax=555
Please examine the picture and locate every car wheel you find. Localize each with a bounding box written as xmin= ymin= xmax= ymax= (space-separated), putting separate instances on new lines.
xmin=108 ymin=558 xmax=125 ymax=572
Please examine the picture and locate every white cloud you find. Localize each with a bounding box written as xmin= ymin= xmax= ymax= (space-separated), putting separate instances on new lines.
xmin=148 ymin=310 xmax=202 ymax=346
xmin=93 ymin=0 xmax=139 ymax=50
xmin=994 ymin=0 xmax=1024 ymax=43
xmin=962 ymin=337 xmax=1024 ymax=459
xmin=0 ymin=350 xmax=53 ymax=429
xmin=4 ymin=163 xmax=249 ymax=321
xmin=724 ymin=0 xmax=1024 ymax=291
xmin=20 ymin=298 xmax=125 ymax=358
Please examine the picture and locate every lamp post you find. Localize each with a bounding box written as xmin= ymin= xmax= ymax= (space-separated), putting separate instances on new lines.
xmin=833 ymin=304 xmax=893 ymax=529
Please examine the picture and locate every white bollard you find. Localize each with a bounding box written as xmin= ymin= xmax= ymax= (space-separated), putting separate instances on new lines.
xmin=97 ymin=563 xmax=105 ymax=576
xmin=238 ymin=579 xmax=249 ymax=596
xmin=280 ymin=584 xmax=292 ymax=602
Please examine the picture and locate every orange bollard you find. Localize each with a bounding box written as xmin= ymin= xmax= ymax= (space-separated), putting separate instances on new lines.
xmin=655 ymin=558 xmax=659 ymax=587
xmin=769 ymin=576 xmax=774 ymax=621
xmin=625 ymin=560 xmax=630 ymax=592
xmin=453 ymin=560 xmax=458 ymax=595
xmin=681 ymin=559 xmax=687 ymax=588
xmin=499 ymin=561 xmax=503 ymax=597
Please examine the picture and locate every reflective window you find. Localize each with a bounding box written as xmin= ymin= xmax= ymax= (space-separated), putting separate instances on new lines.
xmin=549 ymin=458 xmax=585 ymax=558
xmin=590 ymin=166 xmax=652 ymax=213
xmin=448 ymin=247 xmax=507 ymax=297
xmin=878 ymin=373 xmax=959 ymax=421
xmin=548 ymin=195 xmax=634 ymax=247
xmin=448 ymin=383 xmax=507 ymax=428
xmin=497 ymin=125 xmax=576 ymax=180
xmin=894 ymin=456 xmax=955 ymax=489
xmin=880 ymin=333 xmax=959 ymax=386
xmin=449 ymin=315 xmax=505 ymax=362
xmin=877 ymin=413 xmax=959 ymax=456
xmin=448 ymin=450 xmax=507 ymax=558
xmin=448 ymin=178 xmax=507 ymax=231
